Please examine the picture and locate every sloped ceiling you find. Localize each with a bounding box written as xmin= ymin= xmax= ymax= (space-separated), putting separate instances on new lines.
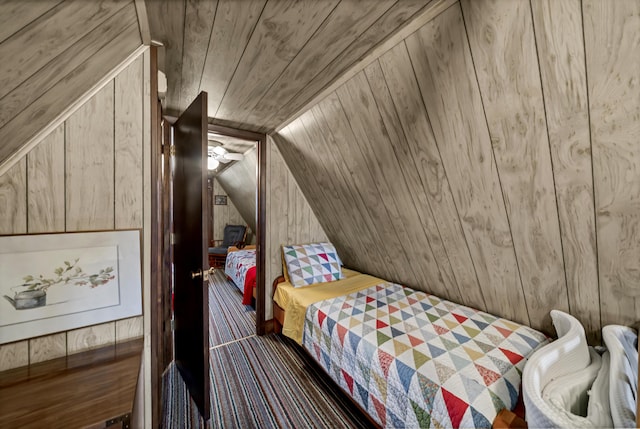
xmin=274 ymin=0 xmax=640 ymax=341
xmin=0 ymin=0 xmax=143 ymax=169
xmin=215 ymin=148 xmax=258 ymax=234
xmin=145 ymin=0 xmax=438 ymax=133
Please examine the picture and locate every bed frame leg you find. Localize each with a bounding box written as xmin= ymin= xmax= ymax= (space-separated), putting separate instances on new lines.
xmin=493 ymin=409 xmax=527 ymax=429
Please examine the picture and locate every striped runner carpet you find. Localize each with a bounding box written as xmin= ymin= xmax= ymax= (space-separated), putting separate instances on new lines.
xmin=209 ymin=334 xmax=370 ymax=429
xmin=162 ymin=268 xmax=369 ymax=428
xmin=162 ymin=362 xmax=204 ymax=428
xmin=209 ymin=269 xmax=256 ymax=347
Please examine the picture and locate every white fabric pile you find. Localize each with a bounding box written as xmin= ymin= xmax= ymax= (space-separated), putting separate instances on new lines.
xmin=522 ymin=310 xmax=638 ymax=428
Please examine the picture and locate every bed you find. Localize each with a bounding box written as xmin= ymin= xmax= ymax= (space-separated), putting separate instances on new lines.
xmin=273 ymin=243 xmax=549 ymax=428
xmin=224 ymin=246 xmax=256 ymax=305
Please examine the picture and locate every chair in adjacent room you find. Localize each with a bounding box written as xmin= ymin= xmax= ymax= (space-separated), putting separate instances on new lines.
xmin=208 ymin=224 xmax=247 ymax=269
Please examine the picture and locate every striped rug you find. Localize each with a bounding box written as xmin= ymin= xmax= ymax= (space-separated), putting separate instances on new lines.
xmin=209 ymin=334 xmax=370 ymax=429
xmin=209 ymin=269 xmax=256 ymax=347
xmin=162 ymin=269 xmax=369 ymax=428
xmin=162 ymin=362 xmax=204 ymax=428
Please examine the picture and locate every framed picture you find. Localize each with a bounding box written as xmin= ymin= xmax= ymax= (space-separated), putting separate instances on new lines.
xmin=0 ymin=230 xmax=142 ymax=344
xmin=214 ymin=195 xmax=227 ymax=205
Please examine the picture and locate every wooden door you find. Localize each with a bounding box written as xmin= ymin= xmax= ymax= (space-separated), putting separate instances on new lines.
xmin=172 ymin=92 xmax=209 ymax=420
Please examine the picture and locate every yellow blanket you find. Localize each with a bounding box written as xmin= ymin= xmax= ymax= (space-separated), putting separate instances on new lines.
xmin=273 ymin=268 xmax=385 ymax=344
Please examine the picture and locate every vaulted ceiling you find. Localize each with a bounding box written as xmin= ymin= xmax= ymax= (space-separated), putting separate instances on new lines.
xmin=145 ymin=0 xmax=437 ymax=133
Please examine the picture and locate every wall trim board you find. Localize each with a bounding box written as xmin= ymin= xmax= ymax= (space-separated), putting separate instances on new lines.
xmin=273 ymin=0 xmax=457 ymax=134
xmin=0 ymin=44 xmax=147 ymax=178
xmin=134 ymin=0 xmax=151 ymax=45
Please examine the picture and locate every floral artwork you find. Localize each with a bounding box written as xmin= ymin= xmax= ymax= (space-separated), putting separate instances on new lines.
xmin=4 ymin=259 xmax=117 ymax=310
xmin=0 ymin=230 xmax=142 ymax=344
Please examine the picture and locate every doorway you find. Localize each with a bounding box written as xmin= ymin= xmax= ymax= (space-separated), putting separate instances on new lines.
xmin=161 ymin=119 xmax=267 ymax=340
xmin=155 ymin=104 xmax=266 ymax=422
xmin=205 ymin=124 xmax=266 ymax=336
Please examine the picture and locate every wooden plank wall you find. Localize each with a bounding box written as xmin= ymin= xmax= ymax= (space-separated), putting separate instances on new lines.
xmin=265 ymin=138 xmax=328 ymax=319
xmin=0 ymin=0 xmax=142 ymax=168
xmin=211 ymin=179 xmax=247 ymax=245
xmin=0 ymin=53 xmax=148 ymax=371
xmin=215 ymin=147 xmax=259 ymax=236
xmin=273 ymin=0 xmax=640 ymax=342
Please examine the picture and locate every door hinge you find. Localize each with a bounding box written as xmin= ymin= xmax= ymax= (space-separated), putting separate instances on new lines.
xmin=170 ymin=233 xmax=176 ymax=245
xmin=169 ymin=145 xmax=176 ymax=156
xmin=105 ymin=413 xmax=130 ymax=428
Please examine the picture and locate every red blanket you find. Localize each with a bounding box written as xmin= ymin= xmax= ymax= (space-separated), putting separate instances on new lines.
xmin=242 ymin=266 xmax=257 ymax=305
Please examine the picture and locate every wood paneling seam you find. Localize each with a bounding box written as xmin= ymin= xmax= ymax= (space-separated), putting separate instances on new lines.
xmin=64 ymin=122 xmax=67 ymax=232
xmin=0 ymin=1 xmax=62 ymax=45
xmin=362 ymin=61 xmax=454 ymax=297
xmin=249 ymin=0 xmax=343 ymax=116
xmin=579 ymin=0 xmax=602 ymax=331
xmin=528 ymin=0 xmax=571 ymax=314
xmin=457 ymin=1 xmax=531 ymax=325
xmin=274 ymin=0 xmax=458 ymax=133
xmin=195 ymin=1 xmax=220 ymax=94
xmin=0 ymin=45 xmax=147 ymax=178
xmin=212 ymin=1 xmax=268 ymax=119
xmin=399 ymin=40 xmax=488 ymax=310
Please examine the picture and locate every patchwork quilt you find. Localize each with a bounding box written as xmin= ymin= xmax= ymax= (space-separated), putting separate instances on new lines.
xmin=303 ymin=283 xmax=548 ymax=428
xmin=224 ymin=249 xmax=256 ymax=304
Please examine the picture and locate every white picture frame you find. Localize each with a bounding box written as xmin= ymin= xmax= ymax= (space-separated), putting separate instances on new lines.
xmin=0 ymin=230 xmax=142 ymax=344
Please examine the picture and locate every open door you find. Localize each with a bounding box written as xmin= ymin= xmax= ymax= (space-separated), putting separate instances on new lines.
xmin=172 ymin=92 xmax=210 ymax=420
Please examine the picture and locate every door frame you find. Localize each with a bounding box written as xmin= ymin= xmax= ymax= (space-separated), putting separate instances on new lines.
xmin=207 ymin=123 xmax=267 ymax=335
xmin=151 ymin=79 xmax=268 ymax=424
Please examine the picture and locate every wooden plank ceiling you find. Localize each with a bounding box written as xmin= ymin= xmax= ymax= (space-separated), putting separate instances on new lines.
xmin=145 ymin=0 xmax=437 ymax=132
xmin=0 ymin=0 xmax=143 ymax=170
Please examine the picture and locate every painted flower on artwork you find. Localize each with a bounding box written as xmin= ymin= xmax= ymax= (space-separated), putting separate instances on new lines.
xmin=16 ymin=259 xmax=116 ymax=292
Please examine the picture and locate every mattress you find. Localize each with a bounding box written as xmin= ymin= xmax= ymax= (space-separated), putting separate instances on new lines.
xmin=224 ymin=249 xmax=256 ymax=304
xmin=273 ymin=268 xmax=382 ymax=344
xmin=303 ymin=282 xmax=549 ymax=428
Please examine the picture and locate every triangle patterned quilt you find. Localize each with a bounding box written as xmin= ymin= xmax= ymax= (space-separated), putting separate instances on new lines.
xmin=303 ymin=282 xmax=548 ymax=428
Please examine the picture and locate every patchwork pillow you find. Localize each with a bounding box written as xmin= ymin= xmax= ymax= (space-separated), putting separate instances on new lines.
xmin=281 ymin=246 xmax=290 ymax=283
xmin=282 ymin=242 xmax=344 ymax=287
